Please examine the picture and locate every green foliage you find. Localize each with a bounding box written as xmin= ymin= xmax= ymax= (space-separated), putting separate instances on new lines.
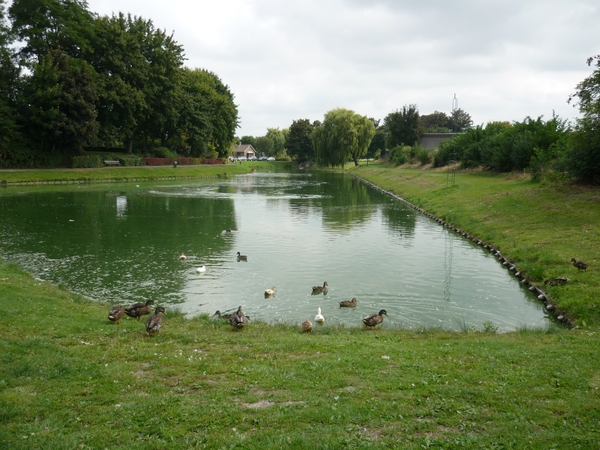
xmin=152 ymin=146 xmax=178 ymax=158
xmin=71 ymin=154 xmax=102 ymax=168
xmin=265 ymin=127 xmax=286 ymax=157
xmin=384 ymin=104 xmax=420 ymax=148
xmin=417 ymin=147 xmax=432 ymax=165
xmin=312 ymin=108 xmax=375 ymax=167
xmin=420 ymin=110 xmax=449 ymax=132
xmin=448 ymin=108 xmax=473 ymax=132
xmin=388 ymin=145 xmax=407 ymax=165
xmin=367 ymin=129 xmax=386 ymax=158
xmin=254 ymin=135 xmax=274 ymax=156
xmin=286 ymin=119 xmax=314 ymax=162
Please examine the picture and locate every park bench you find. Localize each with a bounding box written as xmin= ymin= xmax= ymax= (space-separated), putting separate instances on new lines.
xmin=104 ymin=160 xmax=120 ymax=166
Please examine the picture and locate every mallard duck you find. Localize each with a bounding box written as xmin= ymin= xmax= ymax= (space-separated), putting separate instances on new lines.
xmin=125 ymin=300 xmax=155 ymax=321
xmin=302 ymin=319 xmax=313 ymax=333
xmin=179 ymin=253 xmax=187 ymax=261
xmin=571 ymin=258 xmax=588 ymax=271
xmin=315 ymin=306 xmax=325 ymax=323
xmin=229 ymin=306 xmax=248 ymax=329
xmin=312 ymin=281 xmax=328 ymax=293
xmin=213 ymin=310 xmax=234 ymax=320
xmin=339 ymin=298 xmax=357 ymax=307
xmin=236 ymin=252 xmax=248 ymax=261
xmin=225 ymin=228 xmax=232 ymax=233
xmin=362 ymin=309 xmax=388 ymax=330
xmin=146 ymin=306 xmax=166 ymax=335
xmin=264 ymin=286 xmax=276 ymax=297
xmin=545 ymin=277 xmax=570 ymax=286
xmin=108 ymin=305 xmax=125 ymax=324
xmin=196 ymin=266 xmax=206 ymax=273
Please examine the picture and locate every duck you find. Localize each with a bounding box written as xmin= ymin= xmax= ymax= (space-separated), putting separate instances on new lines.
xmin=339 ymin=298 xmax=357 ymax=307
xmin=229 ymin=306 xmax=248 ymax=329
xmin=146 ymin=306 xmax=166 ymax=335
xmin=225 ymin=228 xmax=232 ymax=233
xmin=264 ymin=286 xmax=276 ymax=297
xmin=125 ymin=300 xmax=155 ymax=321
xmin=236 ymin=252 xmax=248 ymax=261
xmin=312 ymin=281 xmax=328 ymax=293
xmin=545 ymin=277 xmax=570 ymax=286
xmin=196 ymin=266 xmax=206 ymax=273
xmin=362 ymin=309 xmax=388 ymax=330
xmin=179 ymin=253 xmax=187 ymax=261
xmin=108 ymin=305 xmax=125 ymax=324
xmin=315 ymin=307 xmax=325 ymax=323
xmin=302 ymin=319 xmax=313 ymax=333
xmin=213 ymin=310 xmax=233 ymax=320
xmin=571 ymin=258 xmax=588 ymax=271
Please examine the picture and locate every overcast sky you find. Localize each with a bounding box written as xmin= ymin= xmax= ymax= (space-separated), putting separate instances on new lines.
xmin=87 ymin=0 xmax=599 ymax=137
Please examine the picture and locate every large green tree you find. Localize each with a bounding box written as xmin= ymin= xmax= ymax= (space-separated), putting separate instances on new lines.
xmin=286 ymin=119 xmax=314 ymax=162
xmin=421 ymin=111 xmax=449 ymax=132
xmin=384 ymin=104 xmax=420 ymax=148
xmin=312 ymin=108 xmax=375 ymax=167
xmin=567 ymin=54 xmax=600 ymax=184
xmin=265 ymin=127 xmax=286 ymax=157
xmin=449 ymin=108 xmax=473 ymax=132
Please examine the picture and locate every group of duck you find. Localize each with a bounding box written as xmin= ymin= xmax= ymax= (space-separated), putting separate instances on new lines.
xmin=108 ymin=300 xmax=166 ymax=335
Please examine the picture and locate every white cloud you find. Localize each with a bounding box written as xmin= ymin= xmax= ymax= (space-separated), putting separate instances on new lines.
xmin=87 ymin=0 xmax=600 ymax=136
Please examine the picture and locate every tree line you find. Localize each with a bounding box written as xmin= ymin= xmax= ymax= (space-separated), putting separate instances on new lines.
xmin=0 ymin=0 xmax=239 ymax=168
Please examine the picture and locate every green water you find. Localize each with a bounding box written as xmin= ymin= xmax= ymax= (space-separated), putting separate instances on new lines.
xmin=0 ymin=171 xmax=550 ymax=331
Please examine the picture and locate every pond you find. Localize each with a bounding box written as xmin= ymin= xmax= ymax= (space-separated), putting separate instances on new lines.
xmin=0 ymin=171 xmax=551 ymax=331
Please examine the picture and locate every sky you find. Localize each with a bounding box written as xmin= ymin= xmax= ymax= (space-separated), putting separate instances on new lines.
xmin=87 ymin=0 xmax=600 ymax=137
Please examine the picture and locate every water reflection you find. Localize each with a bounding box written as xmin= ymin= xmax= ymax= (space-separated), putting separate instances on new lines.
xmin=0 ymin=172 xmax=550 ymax=331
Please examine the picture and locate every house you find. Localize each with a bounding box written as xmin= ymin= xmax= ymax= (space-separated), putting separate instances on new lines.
xmin=233 ymin=144 xmax=256 ymax=159
xmin=418 ymin=133 xmax=462 ymax=149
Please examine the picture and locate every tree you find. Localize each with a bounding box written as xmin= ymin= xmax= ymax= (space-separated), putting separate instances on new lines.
xmin=17 ymin=49 xmax=98 ymax=154
xmin=240 ymin=135 xmax=257 ymax=147
xmin=421 ymin=111 xmax=449 ymax=132
xmin=265 ymin=127 xmax=285 ymax=157
xmin=384 ymin=104 xmax=420 ymax=149
xmin=254 ymin=136 xmax=273 ymax=156
xmin=9 ymin=0 xmax=95 ymax=64
xmin=312 ymin=108 xmax=375 ymax=168
xmin=567 ymin=54 xmax=600 ymax=184
xmin=448 ymin=108 xmax=473 ymax=132
xmin=286 ymin=119 xmax=314 ymax=162
xmin=367 ymin=129 xmax=386 ymax=158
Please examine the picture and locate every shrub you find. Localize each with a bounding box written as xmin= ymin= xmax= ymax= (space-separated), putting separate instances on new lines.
xmin=417 ymin=148 xmax=432 ymax=165
xmin=72 ymin=155 xmax=102 ymax=168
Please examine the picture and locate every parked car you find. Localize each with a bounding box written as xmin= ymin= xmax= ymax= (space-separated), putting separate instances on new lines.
xmin=237 ymin=156 xmax=246 ymax=161
xmin=259 ymin=156 xmax=268 ymax=161
xmin=267 ymin=157 xmax=276 ymax=161
xmin=248 ymin=156 xmax=257 ymax=161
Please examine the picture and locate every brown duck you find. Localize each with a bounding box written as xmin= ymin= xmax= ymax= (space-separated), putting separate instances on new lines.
xmin=339 ymin=298 xmax=357 ymax=307
xmin=229 ymin=306 xmax=248 ymax=330
xmin=362 ymin=309 xmax=388 ymax=330
xmin=571 ymin=258 xmax=588 ymax=271
xmin=125 ymin=300 xmax=155 ymax=321
xmin=108 ymin=305 xmax=125 ymax=324
xmin=312 ymin=281 xmax=328 ymax=293
xmin=545 ymin=277 xmax=570 ymax=286
xmin=146 ymin=306 xmax=166 ymax=335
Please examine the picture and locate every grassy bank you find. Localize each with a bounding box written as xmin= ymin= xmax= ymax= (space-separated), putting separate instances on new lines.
xmin=0 ymin=161 xmax=290 ymax=184
xmin=1 ymin=261 xmax=599 ymax=449
xmin=1 ymin=163 xmax=600 ymax=448
xmin=348 ymin=163 xmax=600 ymax=328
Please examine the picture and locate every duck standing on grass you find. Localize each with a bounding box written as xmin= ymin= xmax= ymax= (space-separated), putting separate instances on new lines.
xmin=146 ymin=306 xmax=166 ymax=336
xmin=545 ymin=277 xmax=570 ymax=286
xmin=302 ymin=320 xmax=313 ymax=333
xmin=229 ymin=306 xmax=248 ymax=330
xmin=125 ymin=300 xmax=155 ymax=321
xmin=108 ymin=305 xmax=125 ymax=324
xmin=571 ymin=258 xmax=588 ymax=271
xmin=362 ymin=310 xmax=388 ymax=330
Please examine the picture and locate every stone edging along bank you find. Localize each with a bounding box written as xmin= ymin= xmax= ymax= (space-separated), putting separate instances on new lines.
xmin=351 ymin=174 xmax=575 ymax=329
xmin=0 ymin=175 xmax=226 ymax=186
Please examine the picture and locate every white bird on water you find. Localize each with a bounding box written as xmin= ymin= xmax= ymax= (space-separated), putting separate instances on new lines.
xmin=196 ymin=266 xmax=206 ymax=273
xmin=315 ymin=307 xmax=325 ymax=323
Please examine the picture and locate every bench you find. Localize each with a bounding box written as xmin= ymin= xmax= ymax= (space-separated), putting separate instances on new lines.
xmin=104 ymin=160 xmax=120 ymax=166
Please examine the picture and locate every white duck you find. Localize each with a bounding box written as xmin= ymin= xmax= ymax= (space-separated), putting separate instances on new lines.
xmin=315 ymin=306 xmax=325 ymax=323
xmin=196 ymin=266 xmax=206 ymax=273
xmin=264 ymin=286 xmax=276 ymax=297
xmin=179 ymin=253 xmax=187 ymax=261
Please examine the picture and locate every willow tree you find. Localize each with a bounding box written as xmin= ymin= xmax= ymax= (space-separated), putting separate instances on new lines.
xmin=312 ymin=108 xmax=375 ymax=167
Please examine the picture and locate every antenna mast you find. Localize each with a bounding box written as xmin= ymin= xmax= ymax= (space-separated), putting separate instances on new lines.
xmin=452 ymin=93 xmax=458 ymax=111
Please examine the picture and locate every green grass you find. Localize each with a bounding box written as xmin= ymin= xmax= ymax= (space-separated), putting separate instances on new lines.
xmin=0 ymin=161 xmax=292 ymax=184
xmin=1 ymin=163 xmax=600 ymax=448
xmin=348 ymin=163 xmax=600 ymax=328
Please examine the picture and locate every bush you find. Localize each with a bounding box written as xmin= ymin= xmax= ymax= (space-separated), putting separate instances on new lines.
xmin=417 ymin=148 xmax=432 ymax=165
xmin=388 ymin=146 xmax=407 ymax=166
xmin=72 ymin=155 xmax=102 ymax=168
xmin=152 ymin=147 xmax=178 ymax=158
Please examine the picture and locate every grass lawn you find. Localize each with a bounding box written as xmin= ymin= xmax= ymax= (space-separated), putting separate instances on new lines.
xmin=1 ymin=162 xmax=599 ymax=449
